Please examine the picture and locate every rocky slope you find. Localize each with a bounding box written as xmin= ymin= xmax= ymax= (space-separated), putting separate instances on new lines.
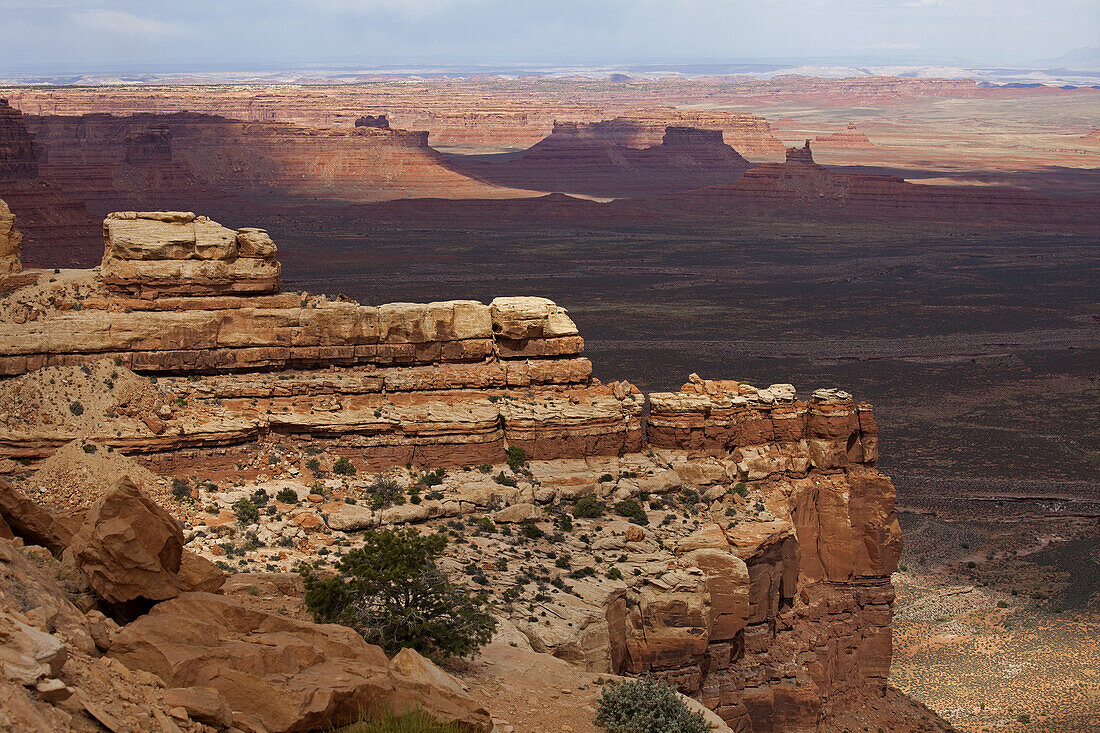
xmin=449 ymin=122 xmax=754 ymax=197
xmin=0 ymin=207 xmax=955 ymax=732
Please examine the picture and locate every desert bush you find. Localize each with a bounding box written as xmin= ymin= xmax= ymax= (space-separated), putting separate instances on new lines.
xmin=301 ymin=528 xmax=496 ymax=661
xmin=333 ymin=457 xmax=357 ymax=475
xmin=250 ymin=487 xmax=269 ymax=507
xmin=595 ymin=676 xmax=708 ymax=733
xmin=572 ymin=494 xmax=606 ymax=519
xmin=506 ymin=445 xmax=527 ymax=472
xmin=171 ymin=478 xmax=191 ymax=502
xmin=368 ymin=473 xmax=405 ymax=509
xmin=275 ymin=487 xmax=299 ymax=504
xmin=232 ymin=498 xmax=260 ymax=525
xmin=494 ymin=472 xmax=518 ymax=487
xmin=69 ymin=401 xmax=84 ymax=416
xmin=614 ymin=500 xmax=649 ymax=526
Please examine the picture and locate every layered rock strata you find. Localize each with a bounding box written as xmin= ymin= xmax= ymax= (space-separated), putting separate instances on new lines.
xmin=0 ymin=208 xmax=933 ymax=731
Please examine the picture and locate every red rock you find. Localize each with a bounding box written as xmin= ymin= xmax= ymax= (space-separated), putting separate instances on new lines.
xmin=108 ymin=592 xmax=492 ymax=732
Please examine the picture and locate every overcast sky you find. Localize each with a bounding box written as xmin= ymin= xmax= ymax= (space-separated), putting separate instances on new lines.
xmin=1 ymin=0 xmax=1097 ymax=72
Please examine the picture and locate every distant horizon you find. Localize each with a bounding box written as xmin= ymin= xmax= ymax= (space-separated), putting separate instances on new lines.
xmin=1 ymin=1 xmax=1097 ymax=76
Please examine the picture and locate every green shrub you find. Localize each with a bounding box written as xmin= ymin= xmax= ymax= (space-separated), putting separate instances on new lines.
xmin=607 ymin=567 xmax=623 ymax=580
xmin=494 ymin=472 xmax=518 ymax=488
xmin=275 ymin=487 xmax=299 ymax=504
xmin=232 ymin=498 xmax=260 ymax=525
xmin=306 ymin=457 xmax=322 ymax=476
xmin=614 ymin=500 xmax=648 ymax=526
xmin=69 ymin=401 xmax=84 ymax=416
xmin=595 ymin=676 xmax=708 ymax=733
xmin=251 ymin=487 xmax=269 ymax=507
xmin=81 ymin=442 xmax=97 ymax=454
xmin=572 ymin=494 xmax=606 ymax=519
xmin=506 ymin=445 xmax=527 ymax=472
xmin=333 ymin=457 xmax=357 ymax=475
xmin=301 ymin=528 xmax=496 ymax=661
xmin=598 ymin=473 xmax=614 ymax=483
xmin=415 ymin=467 xmax=446 ymax=488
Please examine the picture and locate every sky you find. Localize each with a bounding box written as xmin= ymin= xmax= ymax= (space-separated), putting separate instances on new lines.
xmin=0 ymin=0 xmax=1097 ymax=73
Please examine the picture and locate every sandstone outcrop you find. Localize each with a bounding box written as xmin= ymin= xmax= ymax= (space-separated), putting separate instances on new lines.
xmin=108 ymin=591 xmax=492 ymax=732
xmin=448 ymin=122 xmax=753 ymax=197
xmin=0 ymin=197 xmax=21 ymax=277
xmin=101 ymin=211 xmax=281 ymax=296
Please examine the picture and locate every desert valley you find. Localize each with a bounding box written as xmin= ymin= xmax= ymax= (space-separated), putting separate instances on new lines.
xmin=0 ymin=13 xmax=1098 ymax=733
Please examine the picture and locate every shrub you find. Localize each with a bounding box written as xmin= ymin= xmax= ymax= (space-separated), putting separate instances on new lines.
xmin=251 ymin=487 xmax=269 ymax=507
xmin=607 ymin=567 xmax=623 ymax=580
xmin=170 ymin=478 xmax=191 ymax=502
xmin=598 ymin=473 xmax=614 ymax=483
xmin=276 ymin=487 xmax=299 ymax=504
xmin=614 ymin=500 xmax=649 ymax=525
xmin=494 ymin=472 xmax=518 ymax=488
xmin=81 ymin=442 xmax=97 ymax=454
xmin=595 ymin=676 xmax=708 ymax=733
xmin=232 ymin=498 xmax=260 ymax=525
xmin=520 ymin=520 xmax=545 ymax=540
xmin=301 ymin=528 xmax=496 ymax=661
xmin=306 ymin=457 xmax=322 ymax=476
xmin=332 ymin=457 xmax=356 ymax=475
xmin=368 ymin=474 xmax=405 ymax=509
xmin=415 ymin=467 xmax=446 ymax=488
xmin=572 ymin=494 xmax=606 ymax=519
xmin=69 ymin=401 xmax=84 ymax=416
xmin=506 ymin=445 xmax=527 ymax=472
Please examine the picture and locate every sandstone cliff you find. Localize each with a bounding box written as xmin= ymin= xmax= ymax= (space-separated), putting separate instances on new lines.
xmin=19 ymin=111 xmax=533 ymax=212
xmin=0 ymin=210 xmax=953 ymax=732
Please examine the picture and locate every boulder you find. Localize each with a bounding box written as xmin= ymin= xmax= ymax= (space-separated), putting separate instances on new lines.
xmin=236 ymin=227 xmax=278 ymax=258
xmin=389 ymin=648 xmax=491 ymax=729
xmin=66 ymin=477 xmax=224 ymax=607
xmin=491 ymin=502 xmax=539 ymax=524
xmin=323 ymin=502 xmax=378 ymax=532
xmin=0 ymin=479 xmax=73 ymax=553
xmin=108 ymin=592 xmax=492 ymax=732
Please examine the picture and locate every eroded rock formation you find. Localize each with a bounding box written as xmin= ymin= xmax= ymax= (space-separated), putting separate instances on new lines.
xmin=0 ymin=209 xmax=950 ymax=732
xmin=814 ymin=122 xmax=875 ymax=149
xmin=448 ymin=122 xmax=753 ymax=197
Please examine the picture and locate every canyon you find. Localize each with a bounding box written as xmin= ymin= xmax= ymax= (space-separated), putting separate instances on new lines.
xmin=0 ymin=73 xmax=1096 ymax=732
xmin=0 ymin=206 xmax=952 ymax=732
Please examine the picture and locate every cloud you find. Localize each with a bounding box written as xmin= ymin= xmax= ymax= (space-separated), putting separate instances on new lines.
xmin=72 ymin=9 xmax=181 ymax=36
